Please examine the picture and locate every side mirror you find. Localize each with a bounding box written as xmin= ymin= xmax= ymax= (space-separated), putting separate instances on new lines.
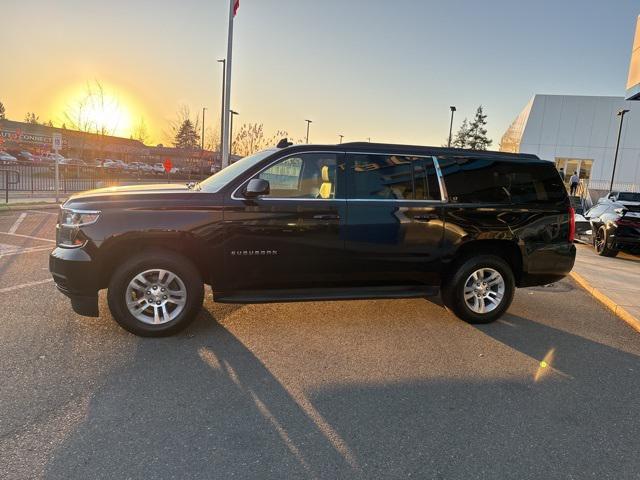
xmin=244 ymin=178 xmax=270 ymax=198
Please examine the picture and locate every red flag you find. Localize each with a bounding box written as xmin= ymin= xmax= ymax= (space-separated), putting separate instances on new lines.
xmin=233 ymin=0 xmax=239 ymax=16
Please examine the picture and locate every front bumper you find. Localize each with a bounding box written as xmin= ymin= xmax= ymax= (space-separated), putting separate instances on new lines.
xmin=49 ymin=247 xmax=99 ymax=317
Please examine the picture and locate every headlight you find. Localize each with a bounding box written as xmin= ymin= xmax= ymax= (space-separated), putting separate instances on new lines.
xmin=59 ymin=208 xmax=101 ymax=227
xmin=57 ymin=208 xmax=100 ymax=247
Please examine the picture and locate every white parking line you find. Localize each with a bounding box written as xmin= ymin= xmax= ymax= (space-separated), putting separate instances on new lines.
xmin=0 ymin=245 xmax=53 ymax=258
xmin=0 ymin=232 xmax=56 ymax=243
xmin=0 ymin=279 xmax=53 ymax=294
xmin=8 ymin=213 xmax=27 ymax=234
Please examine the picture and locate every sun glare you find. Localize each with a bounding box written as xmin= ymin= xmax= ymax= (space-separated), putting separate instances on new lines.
xmin=55 ymin=82 xmax=137 ymax=138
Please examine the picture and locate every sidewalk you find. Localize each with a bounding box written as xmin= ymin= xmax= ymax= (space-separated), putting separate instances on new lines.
xmin=571 ymin=244 xmax=640 ymax=332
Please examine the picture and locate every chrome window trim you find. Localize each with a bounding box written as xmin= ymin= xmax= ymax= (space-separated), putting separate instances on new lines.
xmin=432 ymin=156 xmax=448 ymax=202
xmin=230 ymin=150 xmax=343 ymax=201
xmin=230 ymin=150 xmax=449 ymax=203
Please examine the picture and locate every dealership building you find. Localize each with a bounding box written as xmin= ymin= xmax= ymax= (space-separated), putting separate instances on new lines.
xmin=500 ymin=94 xmax=640 ymax=191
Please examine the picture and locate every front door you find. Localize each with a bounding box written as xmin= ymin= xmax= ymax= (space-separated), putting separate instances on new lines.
xmin=343 ymin=153 xmax=445 ymax=286
xmin=223 ymin=151 xmax=346 ymax=291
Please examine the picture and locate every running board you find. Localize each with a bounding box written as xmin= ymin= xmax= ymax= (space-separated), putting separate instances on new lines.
xmin=214 ymin=285 xmax=439 ymax=304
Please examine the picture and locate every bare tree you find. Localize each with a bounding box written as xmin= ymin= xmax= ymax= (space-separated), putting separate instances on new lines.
xmin=62 ymin=80 xmax=123 ymax=159
xmin=24 ymin=112 xmax=40 ymax=124
xmin=232 ymin=123 xmax=289 ymax=157
xmin=132 ymin=117 xmax=151 ymax=145
xmin=0 ymin=102 xmax=6 ymax=120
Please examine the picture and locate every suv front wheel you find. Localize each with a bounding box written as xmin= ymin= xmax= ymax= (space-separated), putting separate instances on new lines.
xmin=107 ymin=249 xmax=204 ymax=336
xmin=441 ymin=255 xmax=515 ymax=324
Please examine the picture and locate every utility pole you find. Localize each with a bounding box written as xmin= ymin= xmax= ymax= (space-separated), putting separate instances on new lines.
xmin=610 ymin=108 xmax=630 ymax=192
xmin=201 ymin=107 xmax=206 ymax=150
xmin=217 ymin=59 xmax=226 ymax=156
xmin=305 ymin=119 xmax=312 ymax=143
xmin=221 ymin=0 xmax=238 ymax=168
xmin=447 ymin=106 xmax=457 ymax=148
xmin=338 ymin=134 xmax=343 ymax=144
xmin=229 ymin=110 xmax=239 ymax=157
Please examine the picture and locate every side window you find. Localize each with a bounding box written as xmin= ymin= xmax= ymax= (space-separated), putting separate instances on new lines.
xmin=257 ymin=153 xmax=338 ymax=199
xmin=349 ymin=154 xmax=441 ymax=200
xmin=438 ymin=156 xmax=565 ymax=204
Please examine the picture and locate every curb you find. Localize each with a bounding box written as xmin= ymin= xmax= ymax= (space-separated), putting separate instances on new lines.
xmin=0 ymin=202 xmax=62 ymax=212
xmin=570 ymin=271 xmax=640 ymax=334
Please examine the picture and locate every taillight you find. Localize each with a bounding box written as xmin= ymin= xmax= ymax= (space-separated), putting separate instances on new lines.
xmin=568 ymin=206 xmax=576 ymax=243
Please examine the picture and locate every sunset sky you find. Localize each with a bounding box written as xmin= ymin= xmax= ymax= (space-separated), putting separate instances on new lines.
xmin=2 ymin=0 xmax=638 ymax=147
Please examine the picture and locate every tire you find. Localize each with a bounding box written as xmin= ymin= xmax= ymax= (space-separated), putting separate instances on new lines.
xmin=441 ymin=255 xmax=515 ymax=324
xmin=107 ymin=249 xmax=204 ymax=336
xmin=594 ymin=226 xmax=619 ymax=257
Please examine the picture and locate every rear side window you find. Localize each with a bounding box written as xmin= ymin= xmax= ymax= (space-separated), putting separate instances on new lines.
xmin=348 ymin=154 xmax=441 ymax=201
xmin=438 ymin=156 xmax=566 ymax=205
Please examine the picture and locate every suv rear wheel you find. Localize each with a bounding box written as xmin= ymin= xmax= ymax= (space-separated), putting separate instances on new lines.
xmin=107 ymin=249 xmax=204 ymax=336
xmin=441 ymin=255 xmax=515 ymax=324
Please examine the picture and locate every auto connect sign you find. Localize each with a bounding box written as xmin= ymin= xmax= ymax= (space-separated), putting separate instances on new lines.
xmin=0 ymin=128 xmax=68 ymax=148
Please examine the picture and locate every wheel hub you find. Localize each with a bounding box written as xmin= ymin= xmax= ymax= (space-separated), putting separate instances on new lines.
xmin=125 ymin=269 xmax=187 ymax=325
xmin=463 ymin=268 xmax=505 ymax=314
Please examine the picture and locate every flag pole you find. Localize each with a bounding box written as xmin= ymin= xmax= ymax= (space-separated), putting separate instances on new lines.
xmin=221 ymin=0 xmax=236 ymax=168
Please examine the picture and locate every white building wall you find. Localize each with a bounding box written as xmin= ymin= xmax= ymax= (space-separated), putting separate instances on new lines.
xmin=502 ymin=94 xmax=640 ymax=189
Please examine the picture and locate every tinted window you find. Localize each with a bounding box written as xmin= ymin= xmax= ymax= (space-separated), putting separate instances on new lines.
xmin=349 ymin=154 xmax=441 ymax=200
xmin=438 ymin=156 xmax=566 ymax=204
xmin=257 ymin=153 xmax=338 ymax=199
xmin=618 ymin=192 xmax=640 ymax=202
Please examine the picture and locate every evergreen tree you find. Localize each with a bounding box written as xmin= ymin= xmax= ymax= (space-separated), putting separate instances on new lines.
xmin=466 ymin=105 xmax=492 ymax=150
xmin=173 ymin=119 xmax=200 ymax=149
xmin=452 ymin=118 xmax=470 ymax=148
xmin=0 ymin=102 xmax=5 ymax=120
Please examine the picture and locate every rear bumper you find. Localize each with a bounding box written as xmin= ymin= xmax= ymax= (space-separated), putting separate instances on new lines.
xmin=519 ymin=243 xmax=576 ymax=287
xmin=49 ymin=247 xmax=99 ymax=317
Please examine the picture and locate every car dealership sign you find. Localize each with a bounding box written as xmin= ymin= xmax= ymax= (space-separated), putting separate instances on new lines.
xmin=0 ymin=129 xmax=68 ymax=148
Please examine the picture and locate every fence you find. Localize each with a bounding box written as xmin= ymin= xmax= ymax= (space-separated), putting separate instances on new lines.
xmin=0 ymin=161 xmax=210 ymax=197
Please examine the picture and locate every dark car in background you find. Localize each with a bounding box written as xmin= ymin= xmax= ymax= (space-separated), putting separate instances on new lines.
xmin=50 ymin=142 xmax=575 ymax=336
xmin=584 ymin=191 xmax=640 ymax=256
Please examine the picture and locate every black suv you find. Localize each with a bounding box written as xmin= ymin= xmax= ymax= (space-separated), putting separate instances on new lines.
xmin=50 ymin=143 xmax=576 ymax=336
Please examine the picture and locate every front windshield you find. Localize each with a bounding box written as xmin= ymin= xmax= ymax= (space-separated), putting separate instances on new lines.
xmin=197 ymin=149 xmax=277 ymax=192
xmin=618 ymin=192 xmax=640 ymax=202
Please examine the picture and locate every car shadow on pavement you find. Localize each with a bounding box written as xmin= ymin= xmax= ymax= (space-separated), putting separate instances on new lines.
xmin=43 ymin=307 xmax=356 ymax=480
xmin=43 ymin=310 xmax=640 ymax=480
xmin=301 ymin=314 xmax=640 ymax=479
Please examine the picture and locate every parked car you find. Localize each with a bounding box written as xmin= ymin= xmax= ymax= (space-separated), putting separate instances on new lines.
xmin=152 ymin=163 xmax=165 ymax=174
xmin=50 ymin=142 xmax=576 ymax=336
xmin=102 ymin=159 xmax=119 ymax=169
xmin=6 ymin=149 xmax=35 ymax=163
xmin=0 ymin=151 xmax=18 ymax=163
xmin=139 ymin=163 xmax=154 ymax=173
xmin=584 ymin=191 xmax=640 ymax=256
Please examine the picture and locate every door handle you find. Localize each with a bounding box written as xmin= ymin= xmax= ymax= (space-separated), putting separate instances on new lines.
xmin=313 ymin=214 xmax=340 ymax=220
xmin=414 ymin=214 xmax=439 ymax=222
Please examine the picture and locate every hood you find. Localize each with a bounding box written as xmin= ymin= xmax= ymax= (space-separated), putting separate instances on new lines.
xmin=68 ymin=183 xmax=191 ymax=200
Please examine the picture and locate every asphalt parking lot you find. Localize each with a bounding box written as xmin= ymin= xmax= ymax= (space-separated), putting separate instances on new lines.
xmin=1 ymin=209 xmax=639 ymax=480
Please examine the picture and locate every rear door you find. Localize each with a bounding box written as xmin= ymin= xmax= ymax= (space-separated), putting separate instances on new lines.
xmin=223 ymin=151 xmax=347 ymax=291
xmin=343 ymin=153 xmax=445 ymax=285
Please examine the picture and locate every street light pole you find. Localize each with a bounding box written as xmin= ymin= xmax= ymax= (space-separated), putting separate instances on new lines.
xmin=217 ymin=59 xmax=226 ymax=157
xmin=305 ymin=119 xmax=312 ymax=143
xmin=338 ymin=134 xmax=343 ymax=144
xmin=610 ymin=108 xmax=630 ymax=192
xmin=447 ymin=106 xmax=457 ymax=148
xmin=229 ymin=110 xmax=239 ymax=157
xmin=201 ymin=107 xmax=206 ymax=150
